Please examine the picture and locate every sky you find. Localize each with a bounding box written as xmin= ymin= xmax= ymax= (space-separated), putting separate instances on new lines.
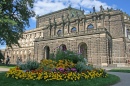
xmin=0 ymin=0 xmax=130 ymax=49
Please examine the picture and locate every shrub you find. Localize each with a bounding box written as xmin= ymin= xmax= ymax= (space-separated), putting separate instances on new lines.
xmin=75 ymin=61 xmax=87 ymax=72
xmin=19 ymin=60 xmax=39 ymax=70
xmin=75 ymin=62 xmax=94 ymax=72
xmin=19 ymin=64 xmax=27 ymax=70
xmin=54 ymin=50 xmax=86 ymax=64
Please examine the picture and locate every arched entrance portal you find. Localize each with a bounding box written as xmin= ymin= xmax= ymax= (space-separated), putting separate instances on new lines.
xmin=44 ymin=46 xmax=50 ymax=59
xmin=78 ymin=42 xmax=87 ymax=58
xmin=60 ymin=44 xmax=67 ymax=51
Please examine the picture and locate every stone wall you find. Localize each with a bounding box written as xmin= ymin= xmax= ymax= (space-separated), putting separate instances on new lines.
xmin=34 ymin=32 xmax=111 ymax=66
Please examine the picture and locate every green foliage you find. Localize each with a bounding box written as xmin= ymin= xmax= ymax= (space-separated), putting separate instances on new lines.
xmin=0 ymin=0 xmax=35 ymax=47
xmin=19 ymin=64 xmax=27 ymax=70
xmin=75 ymin=62 xmax=94 ymax=72
xmin=54 ymin=50 xmax=86 ymax=64
xmin=86 ymin=65 xmax=94 ymax=70
xmin=75 ymin=61 xmax=87 ymax=72
xmin=19 ymin=60 xmax=39 ymax=70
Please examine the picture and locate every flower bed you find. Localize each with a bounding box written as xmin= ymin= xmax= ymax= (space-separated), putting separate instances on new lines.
xmin=6 ymin=50 xmax=108 ymax=81
xmin=6 ymin=60 xmax=107 ymax=81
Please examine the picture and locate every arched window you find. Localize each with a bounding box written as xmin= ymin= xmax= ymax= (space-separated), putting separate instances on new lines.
xmin=127 ymin=29 xmax=130 ymax=39
xmin=44 ymin=46 xmax=50 ymax=59
xmin=57 ymin=30 xmax=62 ymax=36
xmin=78 ymin=42 xmax=87 ymax=58
xmin=87 ymin=24 xmax=94 ymax=29
xmin=71 ymin=27 xmax=76 ymax=33
xmin=60 ymin=44 xmax=67 ymax=51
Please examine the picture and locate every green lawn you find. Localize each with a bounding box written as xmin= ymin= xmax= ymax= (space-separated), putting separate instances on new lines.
xmin=0 ymin=73 xmax=120 ymax=86
xmin=109 ymin=69 xmax=130 ymax=73
xmin=0 ymin=63 xmax=16 ymax=68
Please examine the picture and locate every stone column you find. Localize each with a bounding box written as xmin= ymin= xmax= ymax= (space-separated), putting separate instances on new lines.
xmin=101 ymin=15 xmax=105 ymax=28
xmin=94 ymin=16 xmax=97 ymax=29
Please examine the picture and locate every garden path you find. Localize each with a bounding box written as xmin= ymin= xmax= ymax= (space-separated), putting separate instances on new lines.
xmin=108 ymin=72 xmax=130 ymax=86
xmin=0 ymin=68 xmax=9 ymax=72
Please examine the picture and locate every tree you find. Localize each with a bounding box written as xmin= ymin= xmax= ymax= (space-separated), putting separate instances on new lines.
xmin=0 ymin=0 xmax=35 ymax=48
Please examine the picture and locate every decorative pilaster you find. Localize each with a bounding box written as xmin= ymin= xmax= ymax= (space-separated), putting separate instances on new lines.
xmin=49 ymin=18 xmax=52 ymax=37
xmin=67 ymin=14 xmax=70 ymax=34
xmin=53 ymin=17 xmax=57 ymax=36
xmin=93 ymin=16 xmax=97 ymax=29
xmin=61 ymin=15 xmax=65 ymax=37
xmin=76 ymin=11 xmax=80 ymax=33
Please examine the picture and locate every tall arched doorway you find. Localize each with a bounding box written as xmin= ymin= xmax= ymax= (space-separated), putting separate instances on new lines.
xmin=78 ymin=42 xmax=87 ymax=58
xmin=44 ymin=46 xmax=50 ymax=59
xmin=60 ymin=44 xmax=67 ymax=51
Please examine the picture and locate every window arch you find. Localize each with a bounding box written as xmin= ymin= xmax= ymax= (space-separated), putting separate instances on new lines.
xmin=71 ymin=27 xmax=76 ymax=33
xmin=57 ymin=30 xmax=62 ymax=36
xmin=44 ymin=46 xmax=50 ymax=59
xmin=127 ymin=29 xmax=130 ymax=39
xmin=78 ymin=42 xmax=87 ymax=58
xmin=87 ymin=24 xmax=94 ymax=29
xmin=60 ymin=44 xmax=67 ymax=51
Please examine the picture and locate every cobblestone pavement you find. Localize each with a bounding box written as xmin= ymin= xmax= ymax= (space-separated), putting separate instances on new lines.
xmin=108 ymin=72 xmax=130 ymax=86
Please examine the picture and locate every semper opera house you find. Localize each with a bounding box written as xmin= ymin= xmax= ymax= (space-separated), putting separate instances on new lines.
xmin=4 ymin=6 xmax=130 ymax=67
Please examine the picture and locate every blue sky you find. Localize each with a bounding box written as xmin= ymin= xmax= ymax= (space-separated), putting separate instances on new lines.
xmin=0 ymin=0 xmax=130 ymax=49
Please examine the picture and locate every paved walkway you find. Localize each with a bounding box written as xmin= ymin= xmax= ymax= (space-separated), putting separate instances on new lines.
xmin=0 ymin=68 xmax=9 ymax=72
xmin=103 ymin=67 xmax=130 ymax=86
xmin=108 ymin=72 xmax=130 ymax=86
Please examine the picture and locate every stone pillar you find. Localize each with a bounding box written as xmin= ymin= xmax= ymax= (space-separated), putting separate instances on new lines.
xmin=94 ymin=16 xmax=97 ymax=29
xmin=101 ymin=15 xmax=104 ymax=28
xmin=83 ymin=18 xmax=85 ymax=32
xmin=77 ymin=19 xmax=80 ymax=33
xmin=34 ymin=42 xmax=39 ymax=61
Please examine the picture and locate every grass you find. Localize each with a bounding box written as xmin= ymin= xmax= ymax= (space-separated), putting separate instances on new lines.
xmin=0 ymin=72 xmax=120 ymax=86
xmin=0 ymin=63 xmax=16 ymax=68
xmin=109 ymin=69 xmax=130 ymax=73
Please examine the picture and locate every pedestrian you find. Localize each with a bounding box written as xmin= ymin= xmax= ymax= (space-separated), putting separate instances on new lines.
xmin=6 ymin=55 xmax=10 ymax=65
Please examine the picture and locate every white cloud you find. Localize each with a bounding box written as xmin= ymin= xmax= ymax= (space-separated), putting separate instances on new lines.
xmin=32 ymin=0 xmax=115 ymax=20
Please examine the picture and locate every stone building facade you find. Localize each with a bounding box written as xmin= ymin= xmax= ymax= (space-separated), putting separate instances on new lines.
xmin=5 ymin=6 xmax=130 ymax=66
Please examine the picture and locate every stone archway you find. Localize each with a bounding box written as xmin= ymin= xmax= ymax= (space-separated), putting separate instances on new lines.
xmin=78 ymin=42 xmax=87 ymax=58
xmin=60 ymin=44 xmax=67 ymax=51
xmin=44 ymin=46 xmax=50 ymax=59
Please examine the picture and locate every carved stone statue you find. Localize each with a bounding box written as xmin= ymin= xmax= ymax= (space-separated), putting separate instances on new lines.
xmin=100 ymin=5 xmax=103 ymax=12
xmin=93 ymin=6 xmax=96 ymax=13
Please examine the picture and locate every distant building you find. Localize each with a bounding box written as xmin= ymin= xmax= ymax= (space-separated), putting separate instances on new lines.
xmin=5 ymin=6 xmax=130 ymax=67
xmin=0 ymin=49 xmax=5 ymax=63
